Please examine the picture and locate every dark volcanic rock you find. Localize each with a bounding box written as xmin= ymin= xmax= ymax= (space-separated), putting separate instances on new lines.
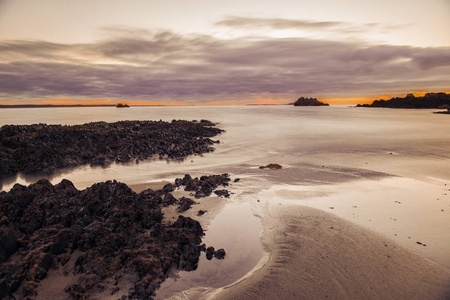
xmin=175 ymin=173 xmax=231 ymax=199
xmin=259 ymin=163 xmax=282 ymax=170
xmin=214 ymin=248 xmax=226 ymax=259
xmin=162 ymin=183 xmax=175 ymax=194
xmin=162 ymin=193 xmax=178 ymax=207
xmin=357 ymin=92 xmax=450 ymax=108
xmin=0 ymin=178 xmax=211 ymax=299
xmin=204 ymin=247 xmax=226 ymax=260
xmin=0 ymin=228 xmax=17 ymax=263
xmin=177 ymin=197 xmax=196 ymax=213
xmin=294 ymin=97 xmax=329 ymax=106
xmin=205 ymin=246 xmax=215 ymax=260
xmin=0 ymin=120 xmax=224 ymax=177
xmin=214 ymin=189 xmax=230 ymax=198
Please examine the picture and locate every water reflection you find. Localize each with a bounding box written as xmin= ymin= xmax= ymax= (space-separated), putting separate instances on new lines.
xmin=155 ymin=202 xmax=263 ymax=299
xmin=2 ymin=105 xmax=450 ymax=191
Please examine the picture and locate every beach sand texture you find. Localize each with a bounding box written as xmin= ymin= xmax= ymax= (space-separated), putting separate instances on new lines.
xmin=216 ymin=205 xmax=450 ymax=300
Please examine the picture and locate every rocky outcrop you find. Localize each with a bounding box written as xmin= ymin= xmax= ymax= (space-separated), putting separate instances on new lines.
xmin=116 ymin=103 xmax=130 ymax=108
xmin=294 ymin=97 xmax=329 ymax=106
xmin=204 ymin=246 xmax=226 ymax=260
xmin=259 ymin=164 xmax=282 ymax=170
xmin=0 ymin=120 xmax=224 ymax=177
xmin=357 ymin=92 xmax=450 ymax=108
xmin=0 ymin=176 xmax=227 ymax=299
xmin=174 ymin=174 xmax=231 ymax=199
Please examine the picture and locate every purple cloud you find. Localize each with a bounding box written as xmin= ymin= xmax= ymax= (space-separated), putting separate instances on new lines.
xmin=0 ymin=27 xmax=449 ymax=104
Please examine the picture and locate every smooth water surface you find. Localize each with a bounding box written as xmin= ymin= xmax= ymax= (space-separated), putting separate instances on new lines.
xmin=2 ymin=105 xmax=450 ymax=190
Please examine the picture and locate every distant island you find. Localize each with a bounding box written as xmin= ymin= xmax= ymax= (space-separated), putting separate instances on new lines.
xmin=357 ymin=92 xmax=450 ymax=108
xmin=294 ymin=97 xmax=329 ymax=106
xmin=116 ymin=103 xmax=130 ymax=108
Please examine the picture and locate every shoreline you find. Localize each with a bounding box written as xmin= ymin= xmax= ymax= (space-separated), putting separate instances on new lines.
xmin=143 ymin=170 xmax=450 ymax=299
xmin=8 ymin=172 xmax=447 ymax=299
xmin=130 ymin=179 xmax=266 ymax=300
xmin=130 ymin=174 xmax=450 ymax=300
xmin=215 ymin=205 xmax=450 ymax=300
xmin=129 ymin=180 xmax=230 ymax=233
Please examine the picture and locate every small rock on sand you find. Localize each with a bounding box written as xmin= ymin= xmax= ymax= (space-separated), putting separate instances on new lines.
xmin=259 ymin=164 xmax=282 ymax=170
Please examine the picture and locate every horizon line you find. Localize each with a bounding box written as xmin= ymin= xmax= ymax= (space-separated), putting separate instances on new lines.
xmin=0 ymin=91 xmax=447 ymax=107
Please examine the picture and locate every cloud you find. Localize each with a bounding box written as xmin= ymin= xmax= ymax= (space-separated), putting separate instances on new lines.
xmin=410 ymin=48 xmax=450 ymax=69
xmin=214 ymin=16 xmax=400 ymax=38
xmin=0 ymin=27 xmax=449 ymax=104
xmin=215 ymin=16 xmax=344 ymax=30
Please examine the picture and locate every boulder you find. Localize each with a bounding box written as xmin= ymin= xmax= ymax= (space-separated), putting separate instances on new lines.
xmin=214 ymin=249 xmax=226 ymax=259
xmin=259 ymin=164 xmax=282 ymax=170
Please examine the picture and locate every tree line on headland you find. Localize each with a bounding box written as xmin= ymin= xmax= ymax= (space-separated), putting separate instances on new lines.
xmin=291 ymin=92 xmax=449 ymax=109
xmin=356 ymin=92 xmax=450 ymax=109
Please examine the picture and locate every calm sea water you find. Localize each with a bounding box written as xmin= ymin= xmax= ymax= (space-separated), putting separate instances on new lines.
xmin=1 ymin=105 xmax=450 ymax=190
xmin=1 ymin=105 xmax=450 ymax=297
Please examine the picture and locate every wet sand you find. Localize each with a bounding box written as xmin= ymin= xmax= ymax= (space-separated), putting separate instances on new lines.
xmin=129 ymin=173 xmax=450 ymax=300
xmin=129 ymin=180 xmax=229 ymax=230
xmin=215 ymin=205 xmax=450 ymax=300
xmin=132 ymin=181 xmax=265 ymax=300
xmin=261 ymin=176 xmax=450 ymax=269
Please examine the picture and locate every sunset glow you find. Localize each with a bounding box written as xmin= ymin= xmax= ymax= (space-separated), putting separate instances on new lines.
xmin=2 ymin=2 xmax=450 ymax=299
xmin=0 ymin=0 xmax=448 ymax=105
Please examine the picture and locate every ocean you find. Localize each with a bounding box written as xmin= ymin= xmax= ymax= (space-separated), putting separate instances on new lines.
xmin=2 ymin=105 xmax=450 ymax=190
xmin=1 ymin=105 xmax=450 ymax=297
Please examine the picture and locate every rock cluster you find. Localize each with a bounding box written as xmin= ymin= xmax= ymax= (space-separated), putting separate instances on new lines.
xmin=0 ymin=120 xmax=224 ymax=177
xmin=293 ymin=97 xmax=329 ymax=106
xmin=204 ymin=246 xmax=226 ymax=260
xmin=0 ymin=176 xmax=226 ymax=299
xmin=357 ymin=92 xmax=450 ymax=108
xmin=174 ymin=173 xmax=231 ymax=198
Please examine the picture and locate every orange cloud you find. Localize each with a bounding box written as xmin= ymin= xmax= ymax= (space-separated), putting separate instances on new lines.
xmin=1 ymin=91 xmax=448 ymax=106
xmin=321 ymin=91 xmax=450 ymax=105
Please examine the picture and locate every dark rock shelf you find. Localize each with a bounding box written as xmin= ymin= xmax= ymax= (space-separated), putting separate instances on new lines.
xmin=0 ymin=175 xmax=228 ymax=299
xmin=0 ymin=120 xmax=224 ymax=177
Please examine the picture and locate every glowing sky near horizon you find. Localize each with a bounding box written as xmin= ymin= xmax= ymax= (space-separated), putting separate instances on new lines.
xmin=0 ymin=0 xmax=449 ymax=105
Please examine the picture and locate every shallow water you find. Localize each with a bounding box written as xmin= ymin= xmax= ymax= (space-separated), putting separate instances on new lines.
xmin=1 ymin=105 xmax=450 ymax=294
xmin=155 ymin=202 xmax=263 ymax=300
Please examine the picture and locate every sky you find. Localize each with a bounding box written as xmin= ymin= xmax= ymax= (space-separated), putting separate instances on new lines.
xmin=0 ymin=0 xmax=449 ymax=105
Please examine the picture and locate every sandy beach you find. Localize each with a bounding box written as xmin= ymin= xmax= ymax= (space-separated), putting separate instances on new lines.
xmin=215 ymin=205 xmax=450 ymax=300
